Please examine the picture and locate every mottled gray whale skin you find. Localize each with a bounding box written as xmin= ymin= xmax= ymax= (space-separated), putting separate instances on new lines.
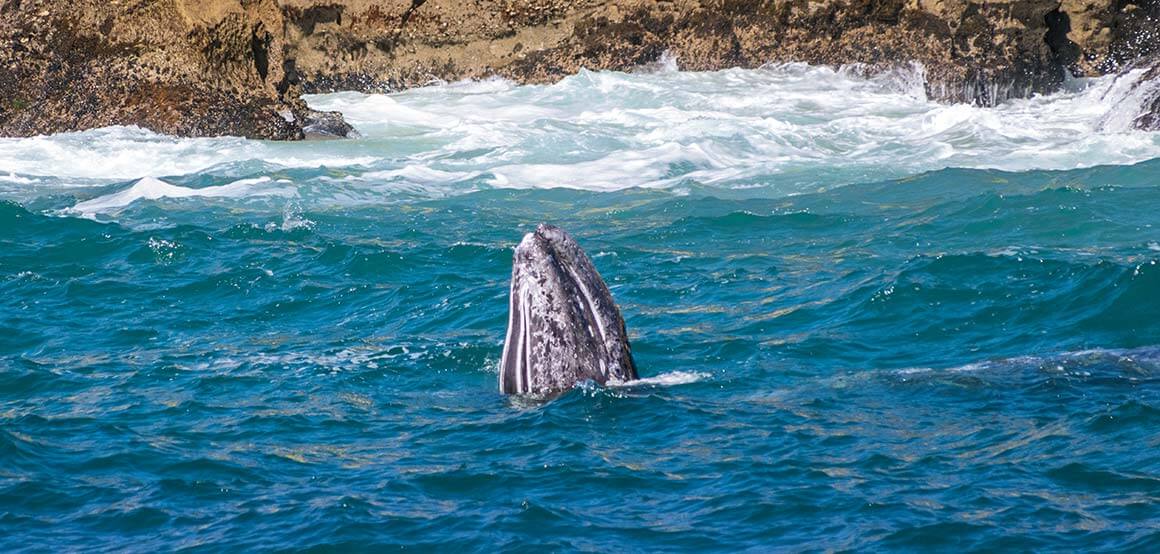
xmin=500 ymin=224 xmax=638 ymax=396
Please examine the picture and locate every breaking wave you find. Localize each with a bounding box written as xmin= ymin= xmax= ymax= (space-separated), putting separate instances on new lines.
xmin=0 ymin=61 xmax=1157 ymax=212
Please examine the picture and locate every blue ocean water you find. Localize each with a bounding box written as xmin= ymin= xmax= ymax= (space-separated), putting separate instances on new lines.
xmin=2 ymin=63 xmax=1160 ymax=551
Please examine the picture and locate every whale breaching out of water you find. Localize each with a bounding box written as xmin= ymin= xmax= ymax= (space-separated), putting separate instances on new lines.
xmin=500 ymin=224 xmax=638 ymax=396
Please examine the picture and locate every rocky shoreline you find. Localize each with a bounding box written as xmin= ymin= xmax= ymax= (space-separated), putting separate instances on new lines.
xmin=2 ymin=0 xmax=1159 ymax=140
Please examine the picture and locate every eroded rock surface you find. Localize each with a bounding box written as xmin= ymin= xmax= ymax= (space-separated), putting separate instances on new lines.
xmin=0 ymin=0 xmax=322 ymax=138
xmin=1132 ymin=59 xmax=1160 ymax=130
xmin=2 ymin=0 xmax=1159 ymax=139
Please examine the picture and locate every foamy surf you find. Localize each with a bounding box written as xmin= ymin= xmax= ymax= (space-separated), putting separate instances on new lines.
xmin=64 ymin=176 xmax=295 ymax=217
xmin=609 ymin=370 xmax=712 ymax=388
xmin=2 ymin=62 xmax=1158 ymax=202
xmin=890 ymin=346 xmax=1160 ymax=378
xmin=0 ymin=126 xmax=378 ymax=182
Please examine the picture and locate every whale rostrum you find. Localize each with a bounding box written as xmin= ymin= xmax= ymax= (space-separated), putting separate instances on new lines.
xmin=500 ymin=224 xmax=638 ymax=396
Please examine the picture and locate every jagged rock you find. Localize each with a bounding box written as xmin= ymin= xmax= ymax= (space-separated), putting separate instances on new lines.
xmin=280 ymin=0 xmax=1160 ymax=107
xmin=302 ymin=109 xmax=358 ymax=139
xmin=0 ymin=0 xmax=342 ymax=139
xmin=2 ymin=0 xmax=1159 ymax=139
xmin=1133 ymin=61 xmax=1160 ymax=131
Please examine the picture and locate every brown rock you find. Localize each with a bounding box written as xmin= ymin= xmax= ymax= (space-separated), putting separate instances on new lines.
xmin=2 ymin=0 xmax=1159 ymax=139
xmin=279 ymin=0 xmax=1158 ymax=107
xmin=0 ymin=0 xmax=316 ymax=139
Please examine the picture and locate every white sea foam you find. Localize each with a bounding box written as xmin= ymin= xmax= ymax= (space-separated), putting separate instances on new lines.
xmin=0 ymin=127 xmax=376 ymax=181
xmin=323 ymin=62 xmax=1160 ymax=192
xmin=266 ymin=203 xmax=316 ymax=233
xmin=361 ymin=166 xmax=483 ymax=184
xmin=2 ymin=62 xmax=1159 ymax=202
xmin=1095 ymin=66 xmax=1160 ymax=132
xmin=890 ymin=346 xmax=1160 ymax=378
xmin=65 ymin=176 xmax=295 ymax=217
xmin=0 ymin=172 xmax=39 ymax=184
xmin=610 ymin=370 xmax=711 ymax=388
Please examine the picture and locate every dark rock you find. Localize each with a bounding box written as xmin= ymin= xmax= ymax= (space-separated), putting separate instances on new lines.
xmin=281 ymin=0 xmax=1160 ymax=108
xmin=3 ymin=1 xmax=1160 ymax=140
xmin=302 ymin=109 xmax=358 ymax=139
xmin=0 ymin=0 xmax=350 ymax=140
xmin=1133 ymin=61 xmax=1160 ymax=131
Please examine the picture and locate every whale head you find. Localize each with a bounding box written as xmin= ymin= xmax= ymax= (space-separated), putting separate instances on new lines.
xmin=500 ymin=223 xmax=637 ymax=396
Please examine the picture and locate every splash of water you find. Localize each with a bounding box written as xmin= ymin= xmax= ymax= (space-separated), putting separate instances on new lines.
xmin=0 ymin=63 xmax=1157 ymax=211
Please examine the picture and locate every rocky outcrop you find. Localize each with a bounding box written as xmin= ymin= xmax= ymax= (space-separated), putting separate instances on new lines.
xmin=2 ymin=0 xmax=1159 ymax=139
xmin=0 ymin=0 xmax=346 ymax=139
xmin=1062 ymin=0 xmax=1160 ymax=74
xmin=281 ymin=0 xmax=1160 ymax=106
xmin=1132 ymin=59 xmax=1160 ymax=130
xmin=3 ymin=0 xmax=279 ymax=138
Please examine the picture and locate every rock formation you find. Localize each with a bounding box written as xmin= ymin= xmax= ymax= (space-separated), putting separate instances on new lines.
xmin=2 ymin=0 xmax=1159 ymax=139
xmin=1133 ymin=59 xmax=1160 ymax=130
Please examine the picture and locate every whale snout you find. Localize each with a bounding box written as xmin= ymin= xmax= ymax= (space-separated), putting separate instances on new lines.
xmin=532 ymin=222 xmax=568 ymax=244
xmin=512 ymin=223 xmax=569 ymax=264
xmin=500 ymin=224 xmax=637 ymax=396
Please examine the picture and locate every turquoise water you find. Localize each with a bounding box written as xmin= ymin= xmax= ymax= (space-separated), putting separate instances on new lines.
xmin=2 ymin=64 xmax=1160 ymax=550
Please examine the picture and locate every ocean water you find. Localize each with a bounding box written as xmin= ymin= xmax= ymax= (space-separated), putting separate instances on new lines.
xmin=2 ymin=62 xmax=1160 ymax=551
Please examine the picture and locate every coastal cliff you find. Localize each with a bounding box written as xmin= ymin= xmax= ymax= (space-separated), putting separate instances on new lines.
xmin=2 ymin=0 xmax=1159 ymax=139
xmin=1 ymin=0 xmax=303 ymax=138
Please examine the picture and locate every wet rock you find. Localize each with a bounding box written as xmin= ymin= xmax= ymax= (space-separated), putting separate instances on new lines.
xmin=1133 ymin=61 xmax=1160 ymax=131
xmin=282 ymin=0 xmax=1160 ymax=107
xmin=2 ymin=1 xmax=1159 ymax=139
xmin=0 ymin=0 xmax=350 ymax=140
xmin=302 ymin=109 xmax=358 ymax=139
